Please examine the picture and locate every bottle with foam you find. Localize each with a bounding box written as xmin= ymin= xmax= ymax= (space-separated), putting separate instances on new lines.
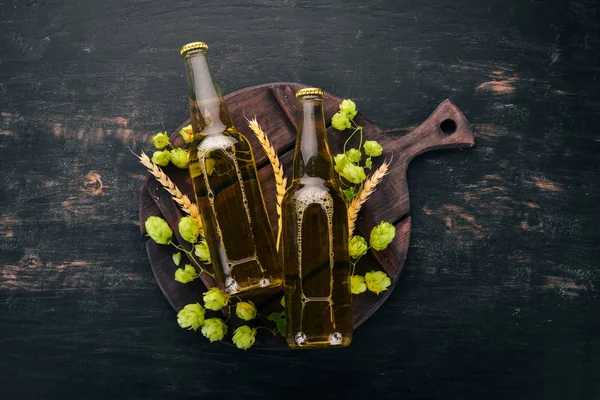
xmin=281 ymin=88 xmax=352 ymax=348
xmin=180 ymin=42 xmax=282 ymax=296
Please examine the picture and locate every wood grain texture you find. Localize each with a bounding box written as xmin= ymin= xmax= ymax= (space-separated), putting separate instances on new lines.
xmin=139 ymin=83 xmax=474 ymax=348
xmin=1 ymin=0 xmax=600 ymax=398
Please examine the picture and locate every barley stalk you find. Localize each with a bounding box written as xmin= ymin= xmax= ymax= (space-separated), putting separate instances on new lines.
xmin=247 ymin=118 xmax=288 ymax=249
xmin=138 ymin=151 xmax=204 ymax=236
xmin=348 ymin=160 xmax=390 ymax=236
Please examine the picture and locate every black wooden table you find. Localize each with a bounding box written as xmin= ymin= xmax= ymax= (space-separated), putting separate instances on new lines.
xmin=1 ymin=1 xmax=599 ymax=398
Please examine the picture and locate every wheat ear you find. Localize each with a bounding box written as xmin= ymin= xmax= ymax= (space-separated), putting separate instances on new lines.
xmin=247 ymin=118 xmax=287 ymax=250
xmin=348 ymin=160 xmax=390 ymax=236
xmin=138 ymin=151 xmax=204 ymax=236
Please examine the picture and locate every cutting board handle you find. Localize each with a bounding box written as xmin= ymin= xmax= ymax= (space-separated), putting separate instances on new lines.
xmin=394 ymin=99 xmax=475 ymax=167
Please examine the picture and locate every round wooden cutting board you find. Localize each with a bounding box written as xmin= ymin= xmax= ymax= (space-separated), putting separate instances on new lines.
xmin=139 ymin=82 xmax=474 ymax=349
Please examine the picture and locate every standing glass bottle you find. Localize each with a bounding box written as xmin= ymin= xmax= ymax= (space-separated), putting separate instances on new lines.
xmin=180 ymin=42 xmax=281 ymax=295
xmin=281 ymin=88 xmax=352 ymax=348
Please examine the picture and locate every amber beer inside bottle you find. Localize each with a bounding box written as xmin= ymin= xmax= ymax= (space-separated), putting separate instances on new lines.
xmin=282 ymin=88 xmax=353 ymax=348
xmin=181 ymin=42 xmax=281 ymax=295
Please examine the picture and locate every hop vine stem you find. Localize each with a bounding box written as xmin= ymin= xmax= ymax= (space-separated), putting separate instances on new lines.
xmin=170 ymin=241 xmax=214 ymax=278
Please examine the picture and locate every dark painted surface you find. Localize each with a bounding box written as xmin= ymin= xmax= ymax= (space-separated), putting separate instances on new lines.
xmin=1 ymin=0 xmax=599 ymax=398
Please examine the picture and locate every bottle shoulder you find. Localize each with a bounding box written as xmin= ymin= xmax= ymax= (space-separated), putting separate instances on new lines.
xmin=284 ymin=178 xmax=346 ymax=204
xmin=196 ymin=127 xmax=251 ymax=148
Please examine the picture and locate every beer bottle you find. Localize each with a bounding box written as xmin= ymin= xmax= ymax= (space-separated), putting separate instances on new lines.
xmin=181 ymin=42 xmax=282 ymax=295
xmin=281 ymin=88 xmax=352 ymax=348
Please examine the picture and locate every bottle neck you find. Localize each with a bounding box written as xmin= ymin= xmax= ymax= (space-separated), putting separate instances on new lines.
xmin=183 ymin=51 xmax=233 ymax=136
xmin=293 ymin=97 xmax=334 ymax=181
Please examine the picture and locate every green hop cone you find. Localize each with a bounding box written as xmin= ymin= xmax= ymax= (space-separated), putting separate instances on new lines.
xmin=341 ymin=163 xmax=367 ymax=184
xmin=178 ymin=216 xmax=200 ymax=244
xmin=365 ymin=157 xmax=373 ymax=169
xmin=170 ymin=148 xmax=189 ymax=169
xmin=345 ymin=148 xmax=362 ymax=163
xmin=152 ymin=150 xmax=171 ymax=167
xmin=174 ymin=264 xmax=199 ymax=284
xmin=370 ymin=221 xmax=396 ymax=251
xmin=172 ymin=251 xmax=182 ymax=266
xmin=334 ymin=154 xmax=351 ymax=174
xmin=194 ymin=240 xmax=211 ymax=264
xmin=152 ymin=131 xmax=170 ymax=149
xmin=365 ymin=270 xmax=392 ymax=295
xmin=335 ymin=154 xmax=366 ymax=184
xmin=363 ymin=140 xmax=383 ymax=157
xmin=235 ymin=301 xmax=257 ymax=321
xmin=331 ymin=112 xmax=351 ymax=131
xmin=203 ymin=287 xmax=229 ymax=311
xmin=201 ymin=318 xmax=228 ymax=342
xmin=339 ymin=99 xmax=358 ymax=120
xmin=349 ymin=235 xmax=368 ymax=259
xmin=145 ymin=216 xmax=173 ymax=245
xmin=232 ymin=325 xmax=257 ymax=350
xmin=351 ymin=275 xmax=367 ymax=294
xmin=177 ymin=303 xmax=205 ymax=331
xmin=179 ymin=125 xmax=194 ymax=143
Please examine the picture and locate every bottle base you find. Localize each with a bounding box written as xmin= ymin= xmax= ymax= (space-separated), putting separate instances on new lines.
xmin=286 ymin=332 xmax=352 ymax=349
xmin=222 ymin=276 xmax=283 ymax=298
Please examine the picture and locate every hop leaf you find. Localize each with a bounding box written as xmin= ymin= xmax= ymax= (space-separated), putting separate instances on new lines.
xmin=345 ymin=148 xmax=362 ymax=163
xmin=194 ymin=240 xmax=211 ymax=264
xmin=203 ymin=287 xmax=229 ymax=311
xmin=177 ymin=303 xmax=205 ymax=331
xmin=364 ymin=140 xmax=383 ymax=157
xmin=174 ymin=264 xmax=199 ymax=284
xmin=343 ymin=187 xmax=357 ymax=203
xmin=339 ymin=99 xmax=358 ymax=120
xmin=351 ymin=275 xmax=367 ymax=294
xmin=172 ymin=252 xmax=182 ymax=266
xmin=235 ymin=301 xmax=257 ymax=321
xmin=365 ymin=270 xmax=392 ymax=295
xmin=178 ymin=216 xmax=200 ymax=244
xmin=179 ymin=125 xmax=194 ymax=143
xmin=267 ymin=312 xmax=286 ymax=336
xmin=201 ymin=318 xmax=228 ymax=342
xmin=349 ymin=235 xmax=368 ymax=259
xmin=280 ymin=296 xmax=285 ymax=307
xmin=151 ymin=150 xmax=171 ymax=167
xmin=170 ymin=148 xmax=189 ymax=169
xmin=331 ymin=112 xmax=351 ymax=131
xmin=152 ymin=132 xmax=170 ymax=149
xmin=232 ymin=325 xmax=257 ymax=350
xmin=144 ymin=216 xmax=173 ymax=245
xmin=370 ymin=221 xmax=396 ymax=251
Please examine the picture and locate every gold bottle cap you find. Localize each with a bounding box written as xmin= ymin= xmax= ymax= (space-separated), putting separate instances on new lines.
xmin=296 ymin=87 xmax=324 ymax=99
xmin=180 ymin=42 xmax=209 ymax=57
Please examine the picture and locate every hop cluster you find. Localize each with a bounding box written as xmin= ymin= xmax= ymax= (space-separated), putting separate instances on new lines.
xmin=349 ymin=222 xmax=395 ymax=296
xmin=150 ymin=130 xmax=189 ymax=169
xmin=330 ymin=99 xmax=384 ymax=187
xmin=175 ymin=287 xmax=258 ymax=350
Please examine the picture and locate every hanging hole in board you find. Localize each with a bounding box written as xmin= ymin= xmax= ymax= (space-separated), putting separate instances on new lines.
xmin=440 ymin=119 xmax=457 ymax=134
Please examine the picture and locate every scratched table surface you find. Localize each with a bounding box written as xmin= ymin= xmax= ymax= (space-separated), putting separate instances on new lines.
xmin=1 ymin=0 xmax=599 ymax=399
